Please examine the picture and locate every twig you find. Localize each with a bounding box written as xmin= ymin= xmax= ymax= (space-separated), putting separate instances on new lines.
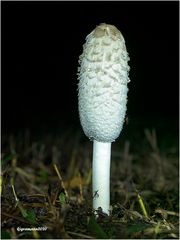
xmin=15 ymin=167 xmax=35 ymax=181
xmin=78 ymin=172 xmax=84 ymax=202
xmin=2 ymin=212 xmax=30 ymax=224
xmin=155 ymin=208 xmax=179 ymax=218
xmin=53 ymin=164 xmax=69 ymax=197
xmin=11 ymin=184 xmax=19 ymax=203
xmin=67 ymin=231 xmax=94 ymax=239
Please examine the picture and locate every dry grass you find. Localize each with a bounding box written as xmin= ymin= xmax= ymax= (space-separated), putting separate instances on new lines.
xmin=1 ymin=127 xmax=179 ymax=239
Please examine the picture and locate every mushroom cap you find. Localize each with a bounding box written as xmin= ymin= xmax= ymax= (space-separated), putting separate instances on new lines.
xmin=78 ymin=23 xmax=130 ymax=142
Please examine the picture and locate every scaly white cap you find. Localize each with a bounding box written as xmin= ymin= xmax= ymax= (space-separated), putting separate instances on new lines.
xmin=78 ymin=23 xmax=130 ymax=142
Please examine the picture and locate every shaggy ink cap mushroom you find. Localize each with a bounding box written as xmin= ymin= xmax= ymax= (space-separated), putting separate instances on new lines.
xmin=78 ymin=23 xmax=130 ymax=215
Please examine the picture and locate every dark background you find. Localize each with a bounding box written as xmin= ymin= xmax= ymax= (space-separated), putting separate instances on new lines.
xmin=2 ymin=1 xmax=179 ymax=135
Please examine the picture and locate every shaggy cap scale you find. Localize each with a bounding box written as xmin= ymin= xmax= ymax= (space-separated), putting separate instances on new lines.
xmin=78 ymin=23 xmax=130 ymax=142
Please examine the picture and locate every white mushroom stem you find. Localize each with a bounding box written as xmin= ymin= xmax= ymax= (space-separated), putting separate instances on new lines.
xmin=92 ymin=141 xmax=111 ymax=215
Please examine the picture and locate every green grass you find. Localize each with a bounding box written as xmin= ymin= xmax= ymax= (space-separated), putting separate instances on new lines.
xmin=1 ymin=125 xmax=179 ymax=239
